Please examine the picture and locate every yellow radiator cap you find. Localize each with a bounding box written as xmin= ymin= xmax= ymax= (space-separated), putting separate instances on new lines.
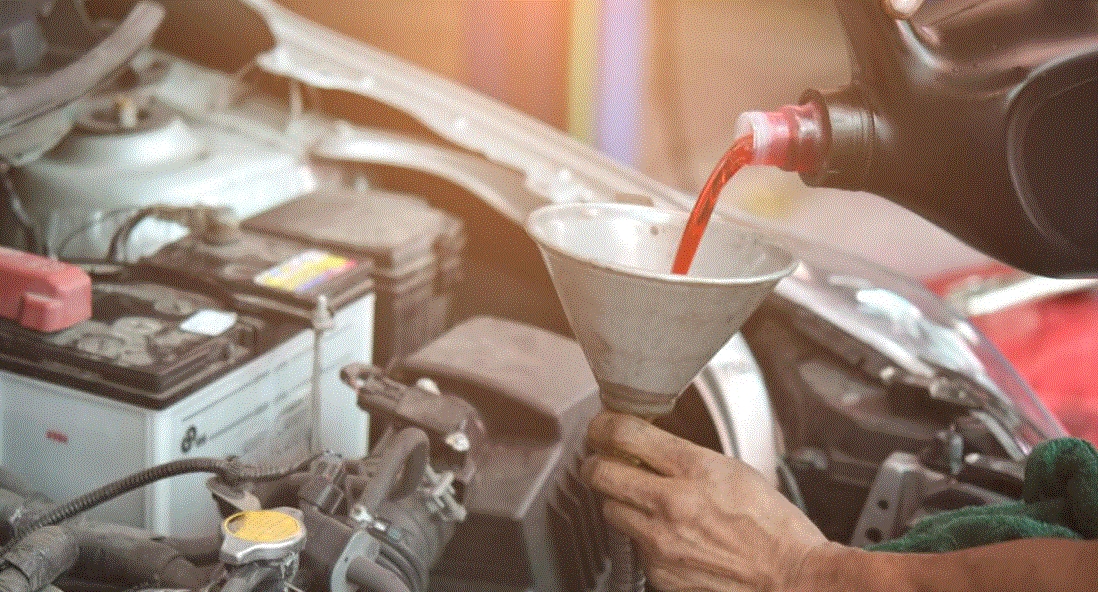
xmin=224 ymin=510 xmax=301 ymax=543
xmin=220 ymin=508 xmax=306 ymax=565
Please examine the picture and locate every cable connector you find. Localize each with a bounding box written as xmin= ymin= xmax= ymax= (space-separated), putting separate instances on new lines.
xmin=733 ymin=102 xmax=826 ymax=174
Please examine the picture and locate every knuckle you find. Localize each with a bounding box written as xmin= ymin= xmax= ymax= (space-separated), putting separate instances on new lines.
xmin=602 ymin=500 xmax=627 ymax=530
xmin=635 ymin=527 xmax=660 ymax=553
xmin=607 ymin=418 xmax=637 ymax=451
xmin=671 ymin=448 xmax=705 ymax=475
xmin=663 ymin=543 xmax=690 ymax=566
xmin=580 ymin=456 xmax=598 ymax=484
xmin=644 ymin=537 xmax=671 ymax=563
xmin=662 ymin=486 xmax=702 ymax=524
xmin=588 ymin=462 xmax=608 ymax=489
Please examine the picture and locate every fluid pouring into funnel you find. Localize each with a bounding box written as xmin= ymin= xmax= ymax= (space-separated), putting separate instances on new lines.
xmin=672 ymin=133 xmax=756 ymax=276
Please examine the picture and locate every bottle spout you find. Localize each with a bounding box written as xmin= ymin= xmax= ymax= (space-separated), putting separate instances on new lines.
xmin=733 ymin=103 xmax=827 ymax=174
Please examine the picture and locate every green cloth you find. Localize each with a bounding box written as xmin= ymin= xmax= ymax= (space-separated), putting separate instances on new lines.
xmin=869 ymin=438 xmax=1098 ymax=553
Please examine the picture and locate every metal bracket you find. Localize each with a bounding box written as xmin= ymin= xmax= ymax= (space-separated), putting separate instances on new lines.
xmin=850 ymin=452 xmax=938 ymax=547
xmin=851 ymin=451 xmax=1015 ymax=547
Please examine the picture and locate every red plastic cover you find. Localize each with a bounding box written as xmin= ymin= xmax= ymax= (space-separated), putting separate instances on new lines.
xmin=0 ymin=247 xmax=91 ymax=332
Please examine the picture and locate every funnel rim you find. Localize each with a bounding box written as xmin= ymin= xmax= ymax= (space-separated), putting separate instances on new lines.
xmin=526 ymin=202 xmax=799 ymax=286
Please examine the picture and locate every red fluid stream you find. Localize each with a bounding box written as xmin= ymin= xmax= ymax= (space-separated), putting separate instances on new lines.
xmin=671 ymin=134 xmax=755 ymax=275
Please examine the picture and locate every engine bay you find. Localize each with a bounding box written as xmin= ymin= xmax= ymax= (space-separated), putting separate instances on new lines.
xmin=0 ymin=2 xmax=1066 ymax=592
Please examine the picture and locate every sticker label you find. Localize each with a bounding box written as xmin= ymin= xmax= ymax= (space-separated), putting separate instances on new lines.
xmin=254 ymin=250 xmax=357 ymax=294
xmin=179 ymin=309 xmax=238 ymax=336
xmin=224 ymin=510 xmax=301 ymax=543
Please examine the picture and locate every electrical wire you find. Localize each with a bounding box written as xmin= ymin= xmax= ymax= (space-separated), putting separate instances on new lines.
xmin=106 ymin=207 xmax=156 ymax=262
xmin=5 ymin=455 xmax=318 ymax=554
xmin=54 ymin=208 xmax=134 ymax=260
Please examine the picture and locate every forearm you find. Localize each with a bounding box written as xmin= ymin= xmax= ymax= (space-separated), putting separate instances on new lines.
xmin=797 ymin=539 xmax=1098 ymax=592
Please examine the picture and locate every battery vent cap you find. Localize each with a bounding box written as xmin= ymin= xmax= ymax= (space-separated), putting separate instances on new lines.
xmin=0 ymin=247 xmax=91 ymax=332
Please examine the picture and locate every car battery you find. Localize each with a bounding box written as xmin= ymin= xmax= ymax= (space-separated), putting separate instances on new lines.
xmin=0 ymin=276 xmax=317 ymax=536
xmin=243 ymin=187 xmax=464 ymax=364
xmin=137 ymin=230 xmax=376 ymax=457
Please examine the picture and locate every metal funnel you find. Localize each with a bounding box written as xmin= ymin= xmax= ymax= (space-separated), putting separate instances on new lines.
xmin=527 ymin=203 xmax=797 ymax=417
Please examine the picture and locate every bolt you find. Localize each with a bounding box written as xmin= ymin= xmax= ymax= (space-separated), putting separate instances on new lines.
xmin=445 ymin=431 xmax=470 ymax=453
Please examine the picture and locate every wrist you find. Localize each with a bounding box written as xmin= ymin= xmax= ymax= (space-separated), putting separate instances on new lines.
xmin=785 ymin=542 xmax=888 ymax=592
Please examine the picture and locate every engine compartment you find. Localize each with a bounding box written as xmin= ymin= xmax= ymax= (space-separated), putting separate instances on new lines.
xmin=0 ymin=2 xmax=1064 ymax=592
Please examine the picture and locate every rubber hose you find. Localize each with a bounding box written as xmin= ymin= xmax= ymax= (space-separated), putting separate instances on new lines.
xmin=107 ymin=209 xmax=153 ymax=262
xmin=71 ymin=527 xmax=206 ymax=589
xmin=356 ymin=428 xmax=429 ymax=514
xmin=607 ymin=528 xmax=645 ymax=592
xmin=1 ymin=526 xmax=78 ymax=592
xmin=249 ymin=472 xmax=313 ymax=510
xmin=157 ymin=534 xmax=223 ymax=565
xmin=377 ymin=543 xmax=421 ymax=592
xmin=6 ymin=456 xmax=311 ymax=552
xmin=347 ymin=557 xmax=412 ymax=592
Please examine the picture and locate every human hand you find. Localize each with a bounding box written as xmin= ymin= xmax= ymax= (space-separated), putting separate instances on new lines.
xmin=583 ymin=411 xmax=843 ymax=592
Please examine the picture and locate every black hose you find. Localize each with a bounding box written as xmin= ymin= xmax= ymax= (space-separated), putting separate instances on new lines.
xmin=347 ymin=557 xmax=411 ymax=592
xmin=70 ymin=526 xmax=207 ymax=589
xmin=249 ymin=472 xmax=313 ymax=511
xmin=0 ymin=528 xmax=73 ymax=592
xmin=377 ymin=542 xmax=422 ymax=592
xmin=6 ymin=456 xmax=312 ymax=553
xmin=0 ymin=526 xmax=79 ymax=592
xmin=155 ymin=534 xmax=223 ymax=566
xmin=356 ymin=428 xmax=429 ymax=514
